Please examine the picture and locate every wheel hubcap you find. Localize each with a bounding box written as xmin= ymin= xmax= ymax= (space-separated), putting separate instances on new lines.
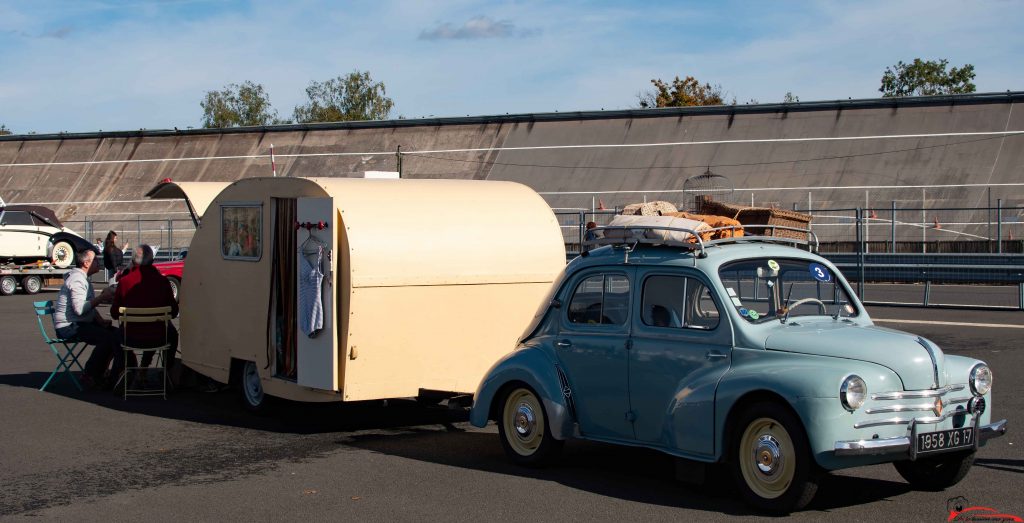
xmin=754 ymin=435 xmax=784 ymax=475
xmin=738 ymin=417 xmax=797 ymax=500
xmin=514 ymin=404 xmax=536 ymax=437
xmin=1 ymin=279 xmax=14 ymax=294
xmin=503 ymin=389 xmax=545 ymax=456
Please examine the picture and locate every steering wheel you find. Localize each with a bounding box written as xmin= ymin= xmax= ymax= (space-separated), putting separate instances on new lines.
xmin=786 ymin=297 xmax=828 ymax=314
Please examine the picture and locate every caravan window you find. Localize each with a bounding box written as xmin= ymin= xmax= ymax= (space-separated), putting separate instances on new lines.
xmin=221 ymin=204 xmax=262 ymax=261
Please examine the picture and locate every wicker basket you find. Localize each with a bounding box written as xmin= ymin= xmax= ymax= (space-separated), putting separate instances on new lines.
xmin=699 ymin=200 xmax=812 ymax=240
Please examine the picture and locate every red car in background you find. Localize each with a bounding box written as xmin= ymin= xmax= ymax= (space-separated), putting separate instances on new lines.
xmin=153 ymin=249 xmax=186 ymax=301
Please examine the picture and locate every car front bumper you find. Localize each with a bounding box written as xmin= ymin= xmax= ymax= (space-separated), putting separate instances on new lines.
xmin=834 ymin=418 xmax=1007 ymax=457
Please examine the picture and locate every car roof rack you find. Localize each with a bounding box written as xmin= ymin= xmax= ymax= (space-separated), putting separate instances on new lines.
xmin=583 ymin=225 xmax=819 ymax=258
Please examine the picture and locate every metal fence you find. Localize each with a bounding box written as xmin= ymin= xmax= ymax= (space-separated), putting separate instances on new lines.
xmin=65 ymin=218 xmax=195 ymax=261
xmin=555 ymin=205 xmax=1024 ymax=310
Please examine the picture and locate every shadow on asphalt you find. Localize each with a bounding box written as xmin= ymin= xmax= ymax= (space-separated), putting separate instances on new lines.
xmin=0 ymin=370 xmax=467 ymax=434
xmin=975 ymin=458 xmax=1024 ymax=474
xmin=2 ymin=370 xmax=916 ymax=514
xmin=343 ymin=428 xmax=915 ymax=515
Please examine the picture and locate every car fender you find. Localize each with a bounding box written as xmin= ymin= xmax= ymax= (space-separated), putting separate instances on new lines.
xmin=714 ymin=347 xmax=903 ymax=463
xmin=469 ymin=345 xmax=574 ymax=440
xmin=48 ymin=231 xmax=93 ymax=255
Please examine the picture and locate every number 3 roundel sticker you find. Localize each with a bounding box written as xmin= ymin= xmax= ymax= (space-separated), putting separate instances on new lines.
xmin=809 ymin=262 xmax=832 ymax=282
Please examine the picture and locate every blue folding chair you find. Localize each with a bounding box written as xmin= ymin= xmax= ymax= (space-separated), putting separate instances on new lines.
xmin=33 ymin=300 xmax=86 ymax=392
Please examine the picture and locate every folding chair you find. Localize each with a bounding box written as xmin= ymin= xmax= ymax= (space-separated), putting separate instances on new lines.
xmin=117 ymin=306 xmax=173 ymax=399
xmin=33 ymin=300 xmax=86 ymax=392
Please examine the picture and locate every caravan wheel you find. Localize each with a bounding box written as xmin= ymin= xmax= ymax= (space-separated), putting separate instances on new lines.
xmin=239 ymin=360 xmax=268 ymax=413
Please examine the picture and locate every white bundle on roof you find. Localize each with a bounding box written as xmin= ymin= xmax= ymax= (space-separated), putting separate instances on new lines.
xmin=605 ymin=215 xmax=711 ymax=243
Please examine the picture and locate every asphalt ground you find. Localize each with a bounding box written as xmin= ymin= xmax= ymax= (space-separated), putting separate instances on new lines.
xmin=0 ymin=290 xmax=1021 ymax=522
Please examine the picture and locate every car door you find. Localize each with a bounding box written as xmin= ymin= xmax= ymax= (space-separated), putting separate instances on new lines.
xmin=628 ymin=270 xmax=732 ymax=455
xmin=0 ymin=211 xmax=41 ymax=258
xmin=554 ymin=267 xmax=635 ymax=441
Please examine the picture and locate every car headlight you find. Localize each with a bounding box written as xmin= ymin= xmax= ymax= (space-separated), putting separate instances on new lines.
xmin=970 ymin=364 xmax=992 ymax=396
xmin=840 ymin=375 xmax=867 ymax=411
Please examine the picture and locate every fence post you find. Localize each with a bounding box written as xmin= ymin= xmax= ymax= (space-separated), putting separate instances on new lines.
xmin=996 ymin=199 xmax=1002 ymax=254
xmin=856 ymin=208 xmax=865 ymax=300
xmin=137 ymin=216 xmax=142 ymax=248
xmin=168 ymin=219 xmax=174 ymax=256
xmin=890 ymin=201 xmax=896 ymax=253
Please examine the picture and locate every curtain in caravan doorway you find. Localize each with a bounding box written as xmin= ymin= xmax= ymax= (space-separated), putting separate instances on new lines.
xmin=270 ymin=198 xmax=298 ymax=379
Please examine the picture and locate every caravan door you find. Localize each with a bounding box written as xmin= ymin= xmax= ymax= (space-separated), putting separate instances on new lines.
xmin=295 ymin=197 xmax=337 ymax=390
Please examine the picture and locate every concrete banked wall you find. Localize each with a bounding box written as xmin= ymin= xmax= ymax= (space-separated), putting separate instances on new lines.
xmin=1 ymin=92 xmax=1021 ymax=244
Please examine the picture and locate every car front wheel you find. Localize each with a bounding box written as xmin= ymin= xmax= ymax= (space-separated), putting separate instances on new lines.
xmin=894 ymin=450 xmax=975 ymax=491
xmin=50 ymin=241 xmax=74 ymax=268
xmin=167 ymin=276 xmax=181 ymax=302
xmin=730 ymin=401 xmax=819 ymax=514
xmin=498 ymin=386 xmax=562 ymax=467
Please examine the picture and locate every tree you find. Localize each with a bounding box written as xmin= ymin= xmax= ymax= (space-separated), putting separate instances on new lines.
xmin=783 ymin=92 xmax=800 ymax=103
xmin=200 ymin=81 xmax=283 ymax=128
xmin=0 ymin=124 xmax=11 ymax=136
xmin=293 ymin=70 xmax=394 ymax=123
xmin=638 ymin=75 xmax=726 ymax=108
xmin=879 ymin=58 xmax=976 ymax=97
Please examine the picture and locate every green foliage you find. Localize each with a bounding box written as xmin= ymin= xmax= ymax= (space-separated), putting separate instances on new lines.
xmin=783 ymin=92 xmax=799 ymax=103
xmin=638 ymin=76 xmax=726 ymax=108
xmin=293 ymin=70 xmax=394 ymax=123
xmin=879 ymin=59 xmax=976 ymax=97
xmin=0 ymin=124 xmax=11 ymax=136
xmin=200 ymin=81 xmax=283 ymax=128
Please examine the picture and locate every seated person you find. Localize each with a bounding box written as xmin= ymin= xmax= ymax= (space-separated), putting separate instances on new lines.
xmin=110 ymin=245 xmax=179 ymax=381
xmin=53 ymin=248 xmax=119 ymax=388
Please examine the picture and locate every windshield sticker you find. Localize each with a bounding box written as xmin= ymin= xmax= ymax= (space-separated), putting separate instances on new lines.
xmin=738 ymin=307 xmax=748 ymax=316
xmin=809 ymin=262 xmax=832 ymax=282
xmin=727 ymin=287 xmax=737 ymax=297
xmin=767 ymin=259 xmax=780 ymax=271
xmin=747 ymin=310 xmax=760 ymax=320
xmin=731 ymin=297 xmax=743 ymax=307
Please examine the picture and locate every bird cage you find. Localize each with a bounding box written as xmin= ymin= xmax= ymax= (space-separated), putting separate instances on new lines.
xmin=683 ymin=170 xmax=735 ymax=212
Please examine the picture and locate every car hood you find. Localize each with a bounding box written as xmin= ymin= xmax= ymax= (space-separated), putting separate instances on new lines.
xmin=764 ymin=321 xmax=944 ymax=390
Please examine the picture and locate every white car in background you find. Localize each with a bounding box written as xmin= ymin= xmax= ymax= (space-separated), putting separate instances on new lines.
xmin=0 ymin=203 xmax=91 ymax=268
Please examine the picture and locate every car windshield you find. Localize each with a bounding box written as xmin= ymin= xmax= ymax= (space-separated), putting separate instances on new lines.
xmin=718 ymin=258 xmax=858 ymax=323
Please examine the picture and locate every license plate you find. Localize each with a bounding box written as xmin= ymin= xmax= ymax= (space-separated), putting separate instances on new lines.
xmin=916 ymin=427 xmax=974 ymax=454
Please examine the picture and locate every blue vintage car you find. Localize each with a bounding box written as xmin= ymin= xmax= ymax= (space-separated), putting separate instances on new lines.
xmin=469 ymin=225 xmax=1008 ymax=514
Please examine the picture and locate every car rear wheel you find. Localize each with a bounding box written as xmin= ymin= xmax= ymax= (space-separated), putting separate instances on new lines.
xmin=498 ymin=386 xmax=562 ymax=467
xmin=50 ymin=241 xmax=74 ymax=269
xmin=0 ymin=276 xmax=17 ymax=296
xmin=22 ymin=275 xmax=42 ymax=294
xmin=894 ymin=450 xmax=975 ymax=491
xmin=730 ymin=401 xmax=819 ymax=514
xmin=167 ymin=276 xmax=181 ymax=302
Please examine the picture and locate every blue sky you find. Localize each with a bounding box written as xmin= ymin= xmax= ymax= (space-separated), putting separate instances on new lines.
xmin=1 ymin=0 xmax=1021 ymax=134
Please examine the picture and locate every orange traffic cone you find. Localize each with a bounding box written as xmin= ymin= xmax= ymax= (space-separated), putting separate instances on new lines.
xmin=932 ymin=217 xmax=942 ymax=229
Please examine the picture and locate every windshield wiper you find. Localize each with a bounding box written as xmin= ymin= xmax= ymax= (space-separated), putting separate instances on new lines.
xmin=780 ymin=282 xmax=794 ymax=324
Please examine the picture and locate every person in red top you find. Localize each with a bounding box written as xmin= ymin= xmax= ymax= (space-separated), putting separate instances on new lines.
xmin=110 ymin=244 xmax=179 ymax=377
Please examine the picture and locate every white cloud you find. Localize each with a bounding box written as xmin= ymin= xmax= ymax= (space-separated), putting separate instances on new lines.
xmin=419 ymin=15 xmax=537 ymax=40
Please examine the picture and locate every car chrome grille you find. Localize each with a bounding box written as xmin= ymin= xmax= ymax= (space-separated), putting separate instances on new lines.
xmin=855 ymin=384 xmax=970 ymax=428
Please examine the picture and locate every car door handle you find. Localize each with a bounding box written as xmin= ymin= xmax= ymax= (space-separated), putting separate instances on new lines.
xmin=556 ymin=340 xmax=572 ymax=348
xmin=705 ymin=351 xmax=727 ymax=360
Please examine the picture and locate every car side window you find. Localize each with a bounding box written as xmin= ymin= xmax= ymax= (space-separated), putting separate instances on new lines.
xmin=567 ymin=274 xmax=629 ymax=325
xmin=2 ymin=211 xmax=33 ymax=226
xmin=641 ymin=275 xmax=720 ymax=330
